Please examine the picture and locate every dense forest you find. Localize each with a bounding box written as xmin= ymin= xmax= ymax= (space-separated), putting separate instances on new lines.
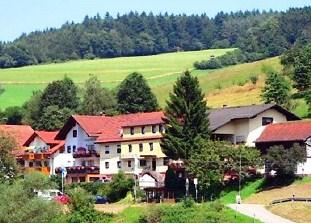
xmin=1 ymin=7 xmax=311 ymax=68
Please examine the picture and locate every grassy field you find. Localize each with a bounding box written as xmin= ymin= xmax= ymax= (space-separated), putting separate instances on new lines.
xmin=0 ymin=49 xmax=231 ymax=109
xmin=0 ymin=49 xmax=308 ymax=117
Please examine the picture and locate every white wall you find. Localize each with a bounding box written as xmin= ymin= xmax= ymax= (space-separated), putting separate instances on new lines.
xmin=214 ymin=108 xmax=288 ymax=147
xmin=247 ymin=109 xmax=287 ymax=147
xmin=139 ymin=174 xmax=156 ymax=188
xmin=29 ymin=136 xmax=49 ymax=151
xmin=297 ymin=139 xmax=311 ymax=175
xmin=65 ymin=124 xmax=97 ymax=154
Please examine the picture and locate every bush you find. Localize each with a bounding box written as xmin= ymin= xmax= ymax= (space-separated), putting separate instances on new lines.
xmin=195 ymin=58 xmax=222 ymax=70
xmin=249 ymin=74 xmax=258 ymax=85
xmin=96 ymin=171 xmax=134 ymax=202
xmin=67 ymin=187 xmax=94 ymax=211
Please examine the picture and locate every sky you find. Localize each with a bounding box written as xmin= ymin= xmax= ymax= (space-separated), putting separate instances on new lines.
xmin=0 ymin=0 xmax=310 ymax=42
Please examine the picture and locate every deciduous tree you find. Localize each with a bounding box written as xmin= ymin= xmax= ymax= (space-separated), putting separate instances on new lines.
xmin=80 ymin=75 xmax=117 ymax=115
xmin=117 ymin=72 xmax=158 ymax=113
xmin=261 ymin=71 xmax=291 ymax=108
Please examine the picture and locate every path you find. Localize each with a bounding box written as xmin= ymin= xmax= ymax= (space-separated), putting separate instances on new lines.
xmin=228 ymin=204 xmax=295 ymax=223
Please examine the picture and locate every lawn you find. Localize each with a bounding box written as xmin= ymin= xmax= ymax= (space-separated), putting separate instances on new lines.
xmin=0 ymin=49 xmax=231 ymax=109
xmin=0 ymin=50 xmax=308 ymax=117
xmin=245 ymin=177 xmax=311 ymax=205
xmin=108 ymin=204 xmax=262 ymax=223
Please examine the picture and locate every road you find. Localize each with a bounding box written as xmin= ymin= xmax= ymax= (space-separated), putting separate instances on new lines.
xmin=228 ymin=204 xmax=295 ymax=223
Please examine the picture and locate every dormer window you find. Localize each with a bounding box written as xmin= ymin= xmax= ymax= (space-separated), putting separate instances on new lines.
xmin=262 ymin=117 xmax=273 ymax=126
xmin=141 ymin=126 xmax=145 ymax=134
xmin=152 ymin=125 xmax=157 ymax=133
xmin=73 ymin=130 xmax=77 ymax=138
xmin=130 ymin=127 xmax=134 ymax=135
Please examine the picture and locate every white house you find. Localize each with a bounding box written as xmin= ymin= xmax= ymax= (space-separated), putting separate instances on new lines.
xmin=55 ymin=112 xmax=168 ymax=183
xmin=209 ymin=104 xmax=300 ymax=147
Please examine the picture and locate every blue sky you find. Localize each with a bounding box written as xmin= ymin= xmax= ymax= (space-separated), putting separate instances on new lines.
xmin=0 ymin=0 xmax=310 ymax=41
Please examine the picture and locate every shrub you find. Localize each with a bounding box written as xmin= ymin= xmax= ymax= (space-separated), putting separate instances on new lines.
xmin=249 ymin=74 xmax=258 ymax=85
xmin=67 ymin=187 xmax=94 ymax=211
xmin=194 ymin=58 xmax=222 ymax=70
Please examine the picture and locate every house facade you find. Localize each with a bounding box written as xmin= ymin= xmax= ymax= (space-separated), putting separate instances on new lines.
xmin=209 ymin=104 xmax=300 ymax=147
xmin=256 ymin=121 xmax=311 ymax=175
xmin=16 ymin=131 xmax=65 ymax=175
xmin=55 ymin=112 xmax=168 ymax=183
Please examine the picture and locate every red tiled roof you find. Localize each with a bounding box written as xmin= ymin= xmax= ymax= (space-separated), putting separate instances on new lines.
xmin=56 ymin=112 xmax=164 ymax=143
xmin=36 ymin=131 xmax=60 ymax=144
xmin=0 ymin=125 xmax=34 ymax=146
xmin=256 ymin=121 xmax=311 ymax=143
xmin=96 ymin=112 xmax=164 ymax=143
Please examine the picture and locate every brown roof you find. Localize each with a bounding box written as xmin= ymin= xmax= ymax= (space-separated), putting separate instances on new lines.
xmin=0 ymin=125 xmax=34 ymax=146
xmin=256 ymin=121 xmax=311 ymax=143
xmin=208 ymin=104 xmax=300 ymax=131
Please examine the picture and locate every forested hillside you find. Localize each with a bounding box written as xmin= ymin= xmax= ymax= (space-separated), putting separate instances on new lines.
xmin=1 ymin=7 xmax=311 ymax=68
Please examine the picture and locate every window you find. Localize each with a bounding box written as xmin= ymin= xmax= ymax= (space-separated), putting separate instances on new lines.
xmin=35 ymin=161 xmax=42 ymax=167
xmin=105 ymin=146 xmax=110 ymax=154
xmin=72 ymin=145 xmax=76 ymax=153
xmin=128 ymin=144 xmax=132 ymax=153
xmin=159 ymin=124 xmax=164 ymax=132
xmin=139 ymin=143 xmax=143 ymax=152
xmin=262 ymin=117 xmax=273 ymax=126
xmin=117 ymin=161 xmax=121 ymax=168
xmin=29 ymin=162 xmax=33 ymax=167
xmin=88 ymin=160 xmax=94 ymax=166
xmin=140 ymin=159 xmax=147 ymax=167
xmin=82 ymin=160 xmax=86 ymax=166
xmin=44 ymin=161 xmax=49 ymax=167
xmin=117 ymin=145 xmax=121 ymax=153
xmin=67 ymin=146 xmax=71 ymax=153
xmin=130 ymin=127 xmax=135 ymax=135
xmin=72 ymin=130 xmax=77 ymax=138
xmin=141 ymin=126 xmax=145 ymax=134
xmin=149 ymin=143 xmax=154 ymax=151
xmin=87 ymin=144 xmax=94 ymax=150
xmin=152 ymin=125 xmax=157 ymax=133
xmin=128 ymin=160 xmax=132 ymax=168
xmin=105 ymin=162 xmax=109 ymax=169
xmin=163 ymin=157 xmax=169 ymax=165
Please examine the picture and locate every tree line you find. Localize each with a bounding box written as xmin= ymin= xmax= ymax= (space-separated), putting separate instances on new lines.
xmin=0 ymin=72 xmax=158 ymax=130
xmin=2 ymin=7 xmax=311 ymax=68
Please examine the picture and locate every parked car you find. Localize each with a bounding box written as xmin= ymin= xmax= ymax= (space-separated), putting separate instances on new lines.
xmin=54 ymin=193 xmax=70 ymax=205
xmin=95 ymin=195 xmax=109 ymax=204
xmin=35 ymin=189 xmax=61 ymax=201
xmin=35 ymin=189 xmax=70 ymax=204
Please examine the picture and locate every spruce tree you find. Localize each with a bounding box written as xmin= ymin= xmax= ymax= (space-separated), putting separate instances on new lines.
xmin=261 ymin=72 xmax=291 ymax=108
xmin=162 ymin=71 xmax=210 ymax=160
xmin=117 ymin=72 xmax=158 ymax=113
xmin=293 ymin=44 xmax=311 ymax=92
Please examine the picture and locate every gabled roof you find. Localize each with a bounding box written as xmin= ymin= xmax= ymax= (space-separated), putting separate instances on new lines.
xmin=256 ymin=121 xmax=311 ymax=143
xmin=56 ymin=112 xmax=165 ymax=143
xmin=0 ymin=125 xmax=34 ymax=146
xmin=208 ymin=104 xmax=300 ymax=131
xmin=19 ymin=130 xmax=65 ymax=156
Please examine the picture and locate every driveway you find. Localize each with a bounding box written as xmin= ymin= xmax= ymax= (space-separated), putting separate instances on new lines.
xmin=228 ymin=204 xmax=295 ymax=223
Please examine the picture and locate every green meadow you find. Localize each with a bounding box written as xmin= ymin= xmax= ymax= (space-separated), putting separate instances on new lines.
xmin=0 ymin=49 xmax=231 ymax=109
xmin=0 ymin=49 xmax=308 ymax=117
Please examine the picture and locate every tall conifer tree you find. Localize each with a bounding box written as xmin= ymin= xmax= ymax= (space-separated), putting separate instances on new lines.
xmin=162 ymin=71 xmax=210 ymax=160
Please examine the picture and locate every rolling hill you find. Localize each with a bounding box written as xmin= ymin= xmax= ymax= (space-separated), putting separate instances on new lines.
xmin=0 ymin=49 xmax=308 ymax=117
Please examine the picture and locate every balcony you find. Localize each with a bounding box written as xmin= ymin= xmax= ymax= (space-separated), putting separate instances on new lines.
xmin=23 ymin=167 xmax=50 ymax=175
xmin=73 ymin=147 xmax=99 ymax=158
xmin=55 ymin=166 xmax=100 ymax=175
